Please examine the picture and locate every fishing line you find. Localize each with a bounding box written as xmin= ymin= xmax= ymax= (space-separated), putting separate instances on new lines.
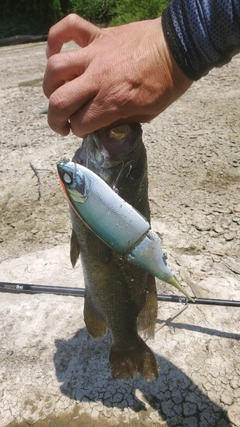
xmin=113 ymin=159 xmax=132 ymax=193
xmin=73 ymin=162 xmax=77 ymax=180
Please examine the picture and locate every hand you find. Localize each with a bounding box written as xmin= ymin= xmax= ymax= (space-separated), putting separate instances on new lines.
xmin=43 ymin=14 xmax=193 ymax=137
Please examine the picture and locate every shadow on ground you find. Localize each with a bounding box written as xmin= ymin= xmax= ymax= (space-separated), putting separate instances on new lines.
xmin=51 ymin=325 xmax=232 ymax=426
xmin=158 ymin=319 xmax=240 ymax=341
xmin=7 ymin=323 xmax=238 ymax=427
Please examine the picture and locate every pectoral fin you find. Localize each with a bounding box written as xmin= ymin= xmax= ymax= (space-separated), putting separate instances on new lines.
xmin=70 ymin=229 xmax=80 ymax=268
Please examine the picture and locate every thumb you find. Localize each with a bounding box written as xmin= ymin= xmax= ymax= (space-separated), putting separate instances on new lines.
xmin=46 ymin=14 xmax=100 ymax=58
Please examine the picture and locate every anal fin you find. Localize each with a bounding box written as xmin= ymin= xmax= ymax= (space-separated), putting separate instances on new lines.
xmin=137 ymin=275 xmax=158 ymax=339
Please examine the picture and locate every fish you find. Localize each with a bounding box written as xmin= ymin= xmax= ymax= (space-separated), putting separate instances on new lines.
xmin=57 ymin=124 xmax=192 ymax=380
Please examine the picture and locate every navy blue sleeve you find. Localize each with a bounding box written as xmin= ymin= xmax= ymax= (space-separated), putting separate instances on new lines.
xmin=162 ymin=0 xmax=240 ymax=80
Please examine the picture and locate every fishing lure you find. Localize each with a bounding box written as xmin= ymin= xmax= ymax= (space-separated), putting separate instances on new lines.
xmin=57 ymin=158 xmax=194 ymax=301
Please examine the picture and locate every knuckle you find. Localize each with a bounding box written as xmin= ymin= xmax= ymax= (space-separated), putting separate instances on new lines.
xmin=67 ymin=13 xmax=80 ymax=24
xmin=47 ymin=54 xmax=61 ymax=74
xmin=66 ymin=13 xmax=84 ymax=30
xmin=49 ymin=91 xmax=66 ymax=114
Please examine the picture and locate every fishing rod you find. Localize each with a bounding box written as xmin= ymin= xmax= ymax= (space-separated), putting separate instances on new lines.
xmin=0 ymin=281 xmax=239 ymax=307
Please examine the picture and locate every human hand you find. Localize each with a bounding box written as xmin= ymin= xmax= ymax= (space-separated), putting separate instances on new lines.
xmin=43 ymin=14 xmax=193 ymax=137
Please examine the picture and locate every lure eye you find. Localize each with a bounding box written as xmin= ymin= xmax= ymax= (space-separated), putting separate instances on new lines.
xmin=63 ymin=172 xmax=72 ymax=184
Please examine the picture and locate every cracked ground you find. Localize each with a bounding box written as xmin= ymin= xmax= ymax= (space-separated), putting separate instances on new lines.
xmin=0 ymin=42 xmax=239 ymax=427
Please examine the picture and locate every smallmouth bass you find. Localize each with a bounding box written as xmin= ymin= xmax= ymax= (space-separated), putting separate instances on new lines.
xmin=57 ymin=124 xmax=188 ymax=380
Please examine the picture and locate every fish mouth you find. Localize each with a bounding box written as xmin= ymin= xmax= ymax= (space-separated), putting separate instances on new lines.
xmin=57 ymin=157 xmax=70 ymax=166
xmin=93 ymin=123 xmax=142 ymax=158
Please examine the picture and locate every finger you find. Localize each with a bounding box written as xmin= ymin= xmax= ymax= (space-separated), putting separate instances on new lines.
xmin=47 ymin=75 xmax=98 ymax=136
xmin=43 ymin=49 xmax=88 ymax=98
xmin=69 ymin=100 xmax=156 ymax=137
xmin=46 ymin=14 xmax=100 ymax=58
xmin=70 ymin=104 xmax=120 ymax=137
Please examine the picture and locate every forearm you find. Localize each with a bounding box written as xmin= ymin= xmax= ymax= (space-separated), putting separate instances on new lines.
xmin=162 ymin=0 xmax=240 ymax=80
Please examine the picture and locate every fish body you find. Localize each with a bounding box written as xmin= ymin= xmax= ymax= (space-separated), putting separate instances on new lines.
xmin=58 ymin=124 xmax=193 ymax=380
xmin=58 ymin=124 xmax=160 ymax=380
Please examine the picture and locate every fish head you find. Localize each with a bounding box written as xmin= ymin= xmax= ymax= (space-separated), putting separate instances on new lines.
xmin=71 ymin=123 xmax=149 ymax=219
xmin=57 ymin=159 xmax=92 ymax=207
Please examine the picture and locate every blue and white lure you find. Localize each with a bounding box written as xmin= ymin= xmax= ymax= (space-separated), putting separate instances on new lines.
xmin=57 ymin=158 xmax=194 ymax=301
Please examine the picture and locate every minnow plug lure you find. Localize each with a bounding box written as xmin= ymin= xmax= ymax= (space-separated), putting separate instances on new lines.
xmin=57 ymin=159 xmax=194 ymax=302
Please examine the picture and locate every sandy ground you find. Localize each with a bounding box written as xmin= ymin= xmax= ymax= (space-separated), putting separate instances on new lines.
xmin=0 ymin=42 xmax=239 ymax=427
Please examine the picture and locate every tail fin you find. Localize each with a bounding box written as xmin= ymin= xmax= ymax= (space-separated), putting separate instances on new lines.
xmin=109 ymin=337 xmax=159 ymax=381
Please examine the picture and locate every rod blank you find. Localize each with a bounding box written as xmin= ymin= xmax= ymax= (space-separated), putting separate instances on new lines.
xmin=0 ymin=282 xmax=85 ymax=297
xmin=0 ymin=282 xmax=239 ymax=307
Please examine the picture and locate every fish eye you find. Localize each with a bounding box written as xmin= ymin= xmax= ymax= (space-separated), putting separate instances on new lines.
xmin=63 ymin=172 xmax=72 ymax=184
